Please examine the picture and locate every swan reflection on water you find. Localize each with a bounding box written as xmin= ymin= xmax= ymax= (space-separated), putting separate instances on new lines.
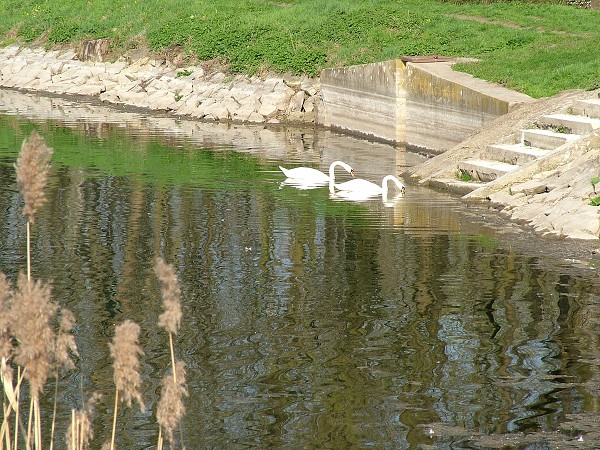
xmin=279 ymin=179 xmax=328 ymax=190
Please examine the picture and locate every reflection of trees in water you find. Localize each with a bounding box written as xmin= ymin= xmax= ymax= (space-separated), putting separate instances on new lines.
xmin=1 ymin=105 xmax=599 ymax=447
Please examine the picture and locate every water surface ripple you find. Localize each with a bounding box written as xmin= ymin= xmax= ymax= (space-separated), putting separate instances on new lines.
xmin=1 ymin=90 xmax=600 ymax=449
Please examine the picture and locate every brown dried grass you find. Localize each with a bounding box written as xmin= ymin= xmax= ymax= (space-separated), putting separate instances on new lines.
xmin=10 ymin=272 xmax=58 ymax=399
xmin=15 ymin=131 xmax=53 ymax=224
xmin=109 ymin=320 xmax=145 ymax=411
xmin=55 ymin=309 xmax=79 ymax=373
xmin=154 ymin=257 xmax=182 ymax=336
xmin=0 ymin=273 xmax=13 ymax=361
xmin=67 ymin=392 xmax=101 ymax=450
xmin=157 ymin=361 xmax=188 ymax=446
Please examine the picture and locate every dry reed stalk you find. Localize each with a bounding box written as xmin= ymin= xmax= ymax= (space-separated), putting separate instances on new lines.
xmin=66 ymin=392 xmax=101 ymax=450
xmin=50 ymin=309 xmax=79 ymax=450
xmin=154 ymin=258 xmax=187 ymax=449
xmin=0 ymin=273 xmax=14 ymax=447
xmin=154 ymin=257 xmax=183 ymax=335
xmin=14 ymin=131 xmax=53 ymax=225
xmin=10 ymin=272 xmax=57 ymax=449
xmin=108 ymin=320 xmax=145 ymax=450
xmin=0 ymin=273 xmax=13 ymax=361
xmin=156 ymin=361 xmax=188 ymax=448
xmin=154 ymin=257 xmax=182 ymax=386
xmin=14 ymin=131 xmax=53 ymax=281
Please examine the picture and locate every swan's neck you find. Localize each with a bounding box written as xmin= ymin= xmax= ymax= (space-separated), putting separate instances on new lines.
xmin=382 ymin=176 xmax=403 ymax=196
xmin=328 ymin=163 xmax=337 ymax=180
xmin=381 ymin=177 xmax=391 ymax=197
xmin=329 ymin=177 xmax=336 ymax=194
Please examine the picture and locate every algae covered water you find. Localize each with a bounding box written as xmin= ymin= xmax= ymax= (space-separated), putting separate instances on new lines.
xmin=1 ymin=90 xmax=599 ymax=449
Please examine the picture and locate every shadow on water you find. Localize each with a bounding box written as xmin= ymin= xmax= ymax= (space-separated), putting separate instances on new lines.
xmin=1 ymin=89 xmax=600 ymax=449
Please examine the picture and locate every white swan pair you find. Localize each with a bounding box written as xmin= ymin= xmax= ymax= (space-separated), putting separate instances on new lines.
xmin=279 ymin=160 xmax=405 ymax=199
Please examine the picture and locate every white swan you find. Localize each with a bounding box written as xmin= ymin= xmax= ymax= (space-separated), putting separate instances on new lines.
xmin=333 ymin=175 xmax=406 ymax=197
xmin=279 ymin=160 xmax=355 ymax=184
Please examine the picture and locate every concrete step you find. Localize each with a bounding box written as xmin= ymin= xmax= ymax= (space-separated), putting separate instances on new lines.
xmin=484 ymin=143 xmax=550 ymax=165
xmin=458 ymin=159 xmax=519 ymax=183
xmin=572 ymin=99 xmax=600 ymax=119
xmin=537 ymin=113 xmax=600 ymax=135
xmin=521 ymin=128 xmax=580 ymax=150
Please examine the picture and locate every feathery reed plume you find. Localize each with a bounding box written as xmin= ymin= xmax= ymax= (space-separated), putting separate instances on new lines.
xmin=157 ymin=361 xmax=188 ymax=448
xmin=10 ymin=271 xmax=58 ymax=449
xmin=10 ymin=272 xmax=57 ymax=399
xmin=108 ymin=320 xmax=144 ymax=450
xmin=154 ymin=257 xmax=182 ymax=383
xmin=66 ymin=392 xmax=101 ymax=450
xmin=0 ymin=272 xmax=15 ymax=449
xmin=54 ymin=309 xmax=79 ymax=373
xmin=51 ymin=308 xmax=79 ymax=450
xmin=0 ymin=273 xmax=13 ymax=361
xmin=154 ymin=257 xmax=186 ymax=449
xmin=154 ymin=258 xmax=182 ymax=336
xmin=15 ymin=131 xmax=53 ymax=225
xmin=15 ymin=130 xmax=53 ymax=282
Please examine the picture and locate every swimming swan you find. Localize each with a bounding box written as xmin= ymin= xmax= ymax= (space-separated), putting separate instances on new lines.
xmin=279 ymin=160 xmax=355 ymax=184
xmin=333 ymin=175 xmax=405 ymax=197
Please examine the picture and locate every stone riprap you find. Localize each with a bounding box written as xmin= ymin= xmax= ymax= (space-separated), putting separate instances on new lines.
xmin=485 ymin=132 xmax=600 ymax=240
xmin=0 ymin=44 xmax=321 ymax=125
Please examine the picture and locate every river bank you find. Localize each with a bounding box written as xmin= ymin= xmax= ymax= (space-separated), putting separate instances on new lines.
xmin=0 ymin=44 xmax=322 ymax=125
xmin=1 ymin=43 xmax=599 ymax=245
xmin=409 ymin=88 xmax=600 ymax=242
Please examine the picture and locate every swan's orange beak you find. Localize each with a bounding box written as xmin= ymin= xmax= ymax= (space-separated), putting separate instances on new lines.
xmin=350 ymin=169 xmax=355 ymax=178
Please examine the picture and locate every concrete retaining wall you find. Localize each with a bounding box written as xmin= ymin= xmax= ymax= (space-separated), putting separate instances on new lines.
xmin=321 ymin=58 xmax=534 ymax=154
xmin=321 ymin=60 xmax=406 ymax=143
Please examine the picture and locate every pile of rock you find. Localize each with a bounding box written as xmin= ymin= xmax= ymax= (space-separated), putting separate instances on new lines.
xmin=486 ymin=132 xmax=600 ymax=240
xmin=0 ymin=44 xmax=321 ymax=124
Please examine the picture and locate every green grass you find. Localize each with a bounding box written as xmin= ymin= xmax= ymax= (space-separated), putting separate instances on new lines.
xmin=458 ymin=170 xmax=473 ymax=182
xmin=590 ymin=196 xmax=600 ymax=206
xmin=0 ymin=0 xmax=599 ymax=97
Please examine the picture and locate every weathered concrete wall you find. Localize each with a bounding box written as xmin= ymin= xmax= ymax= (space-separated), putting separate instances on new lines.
xmin=321 ymin=60 xmax=406 ymax=143
xmin=406 ymin=61 xmax=533 ymax=153
xmin=321 ymin=58 xmax=534 ymax=153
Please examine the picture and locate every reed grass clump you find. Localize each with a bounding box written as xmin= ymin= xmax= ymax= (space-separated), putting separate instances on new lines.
xmin=154 ymin=257 xmax=187 ymax=449
xmin=14 ymin=130 xmax=53 ymax=281
xmin=15 ymin=130 xmax=53 ymax=225
xmin=66 ymin=392 xmax=101 ymax=450
xmin=157 ymin=361 xmax=188 ymax=446
xmin=2 ymin=131 xmax=189 ymax=450
xmin=108 ymin=320 xmax=145 ymax=449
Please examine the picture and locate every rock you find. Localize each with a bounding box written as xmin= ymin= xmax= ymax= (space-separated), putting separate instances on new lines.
xmin=511 ymin=179 xmax=547 ymax=196
xmin=286 ymin=90 xmax=305 ymax=114
xmin=257 ymin=99 xmax=279 ymax=118
xmin=247 ymin=112 xmax=266 ymax=123
xmin=0 ymin=45 xmax=320 ymax=127
xmin=553 ymin=207 xmax=600 ymax=239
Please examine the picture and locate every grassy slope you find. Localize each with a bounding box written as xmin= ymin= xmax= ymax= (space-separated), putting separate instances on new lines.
xmin=0 ymin=0 xmax=599 ymax=98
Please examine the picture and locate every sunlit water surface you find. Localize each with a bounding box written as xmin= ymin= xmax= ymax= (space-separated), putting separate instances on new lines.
xmin=1 ymin=90 xmax=600 ymax=449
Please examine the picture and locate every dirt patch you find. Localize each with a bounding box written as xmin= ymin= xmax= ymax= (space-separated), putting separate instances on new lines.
xmin=452 ymin=14 xmax=590 ymax=37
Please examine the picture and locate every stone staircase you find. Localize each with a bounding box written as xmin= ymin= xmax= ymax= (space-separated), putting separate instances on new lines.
xmin=452 ymin=95 xmax=600 ymax=193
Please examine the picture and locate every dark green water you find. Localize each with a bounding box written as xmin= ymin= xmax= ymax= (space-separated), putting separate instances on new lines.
xmin=1 ymin=90 xmax=600 ymax=449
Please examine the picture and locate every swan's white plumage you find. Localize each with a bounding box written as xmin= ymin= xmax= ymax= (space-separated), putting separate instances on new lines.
xmin=279 ymin=160 xmax=354 ymax=184
xmin=334 ymin=175 xmax=405 ymax=197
